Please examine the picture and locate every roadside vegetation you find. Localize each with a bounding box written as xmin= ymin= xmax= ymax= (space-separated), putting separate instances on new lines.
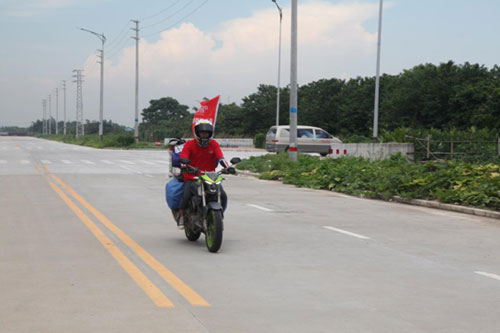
xmin=236 ymin=153 xmax=500 ymax=212
xmin=44 ymin=134 xmax=163 ymax=149
xmin=29 ymin=120 xmax=165 ymax=149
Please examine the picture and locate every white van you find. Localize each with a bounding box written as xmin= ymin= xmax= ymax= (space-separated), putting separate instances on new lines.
xmin=265 ymin=125 xmax=341 ymax=156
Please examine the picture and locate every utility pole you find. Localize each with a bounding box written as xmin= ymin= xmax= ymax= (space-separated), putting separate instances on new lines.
xmin=55 ymin=88 xmax=59 ymax=135
xmin=97 ymin=48 xmax=104 ymax=140
xmin=42 ymin=99 xmax=47 ymax=135
xmin=373 ymin=0 xmax=383 ymax=142
xmin=48 ymin=94 xmax=52 ymax=135
xmin=131 ymin=20 xmax=140 ymax=143
xmin=272 ymin=0 xmax=283 ymax=129
xmin=73 ymin=69 xmax=84 ymax=138
xmin=289 ymin=0 xmax=298 ymax=162
xmin=62 ymin=80 xmax=67 ymax=135
xmin=80 ymin=28 xmax=106 ymax=141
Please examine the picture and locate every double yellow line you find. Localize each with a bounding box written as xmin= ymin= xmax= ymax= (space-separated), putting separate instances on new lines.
xmin=36 ymin=164 xmax=209 ymax=308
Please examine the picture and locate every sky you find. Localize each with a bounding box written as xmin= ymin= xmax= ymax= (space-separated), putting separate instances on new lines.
xmin=1 ymin=0 xmax=500 ymax=128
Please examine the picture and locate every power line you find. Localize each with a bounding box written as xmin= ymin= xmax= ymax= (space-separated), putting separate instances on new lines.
xmin=142 ymin=0 xmax=197 ymax=29
xmin=107 ymin=35 xmax=134 ymax=60
xmin=143 ymin=0 xmax=209 ymax=38
xmin=106 ymin=21 xmax=133 ymax=48
xmin=108 ymin=0 xmax=208 ymax=60
xmin=106 ymin=27 xmax=133 ymax=54
xmin=139 ymin=0 xmax=181 ymax=21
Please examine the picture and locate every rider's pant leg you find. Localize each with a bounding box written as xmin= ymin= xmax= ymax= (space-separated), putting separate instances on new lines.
xmin=179 ymin=180 xmax=194 ymax=211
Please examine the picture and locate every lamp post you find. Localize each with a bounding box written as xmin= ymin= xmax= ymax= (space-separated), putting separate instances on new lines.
xmin=289 ymin=0 xmax=298 ymax=162
xmin=131 ymin=20 xmax=140 ymax=143
xmin=80 ymin=27 xmax=106 ymax=141
xmin=373 ymin=0 xmax=383 ymax=142
xmin=272 ymin=0 xmax=283 ymax=129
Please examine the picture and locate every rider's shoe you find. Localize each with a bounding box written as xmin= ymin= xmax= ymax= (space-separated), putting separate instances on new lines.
xmin=177 ymin=215 xmax=185 ymax=230
xmin=172 ymin=210 xmax=179 ymax=221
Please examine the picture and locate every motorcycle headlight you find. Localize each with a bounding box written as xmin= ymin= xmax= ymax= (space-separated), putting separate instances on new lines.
xmin=206 ymin=183 xmax=218 ymax=193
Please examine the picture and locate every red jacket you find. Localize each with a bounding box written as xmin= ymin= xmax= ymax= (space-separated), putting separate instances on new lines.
xmin=180 ymin=139 xmax=224 ymax=181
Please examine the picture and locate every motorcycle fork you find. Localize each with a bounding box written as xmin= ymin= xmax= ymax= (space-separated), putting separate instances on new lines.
xmin=200 ymin=181 xmax=207 ymax=231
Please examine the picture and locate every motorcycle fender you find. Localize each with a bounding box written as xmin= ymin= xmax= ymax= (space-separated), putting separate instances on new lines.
xmin=204 ymin=202 xmax=224 ymax=218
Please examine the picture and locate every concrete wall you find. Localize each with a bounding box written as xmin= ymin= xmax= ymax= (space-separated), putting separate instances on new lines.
xmin=330 ymin=143 xmax=415 ymax=162
xmin=216 ymin=138 xmax=254 ymax=147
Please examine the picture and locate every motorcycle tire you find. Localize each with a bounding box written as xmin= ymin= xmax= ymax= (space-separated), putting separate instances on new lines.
xmin=205 ymin=210 xmax=223 ymax=253
xmin=185 ymin=226 xmax=201 ymax=241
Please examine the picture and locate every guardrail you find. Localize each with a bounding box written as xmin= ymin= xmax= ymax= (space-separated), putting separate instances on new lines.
xmin=406 ymin=135 xmax=500 ymax=160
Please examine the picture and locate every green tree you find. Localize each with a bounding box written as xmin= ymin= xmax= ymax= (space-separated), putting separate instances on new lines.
xmin=239 ymin=84 xmax=278 ymax=135
xmin=141 ymin=97 xmax=190 ymax=123
xmin=298 ymin=78 xmax=344 ymax=135
xmin=215 ymin=103 xmax=245 ymax=136
xmin=140 ymin=97 xmax=192 ymax=141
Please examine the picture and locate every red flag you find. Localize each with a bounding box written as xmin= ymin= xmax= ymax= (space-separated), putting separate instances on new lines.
xmin=192 ymin=95 xmax=220 ymax=136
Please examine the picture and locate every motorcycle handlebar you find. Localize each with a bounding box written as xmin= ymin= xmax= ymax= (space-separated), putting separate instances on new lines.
xmin=181 ymin=164 xmax=236 ymax=176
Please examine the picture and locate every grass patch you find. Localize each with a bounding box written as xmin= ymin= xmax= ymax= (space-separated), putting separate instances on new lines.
xmin=237 ymin=152 xmax=500 ymax=211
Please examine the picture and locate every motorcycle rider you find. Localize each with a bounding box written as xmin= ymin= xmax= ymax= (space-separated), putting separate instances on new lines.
xmin=177 ymin=119 xmax=230 ymax=229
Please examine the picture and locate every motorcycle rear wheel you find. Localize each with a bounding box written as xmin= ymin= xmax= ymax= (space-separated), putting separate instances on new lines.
xmin=185 ymin=226 xmax=201 ymax=241
xmin=205 ymin=210 xmax=223 ymax=253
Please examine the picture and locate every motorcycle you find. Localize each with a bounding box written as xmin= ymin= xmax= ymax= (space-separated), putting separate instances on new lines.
xmin=179 ymin=157 xmax=241 ymax=253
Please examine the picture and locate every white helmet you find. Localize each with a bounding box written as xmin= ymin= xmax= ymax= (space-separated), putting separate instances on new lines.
xmin=194 ymin=119 xmax=213 ymax=147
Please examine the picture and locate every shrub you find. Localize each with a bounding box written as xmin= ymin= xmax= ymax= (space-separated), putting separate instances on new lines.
xmin=254 ymin=133 xmax=266 ymax=148
xmin=237 ymin=153 xmax=500 ymax=211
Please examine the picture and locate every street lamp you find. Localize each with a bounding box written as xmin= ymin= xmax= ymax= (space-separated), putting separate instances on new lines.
xmin=373 ymin=0 xmax=383 ymax=142
xmin=80 ymin=27 xmax=106 ymax=141
xmin=272 ymin=0 xmax=283 ymax=129
xmin=289 ymin=0 xmax=298 ymax=162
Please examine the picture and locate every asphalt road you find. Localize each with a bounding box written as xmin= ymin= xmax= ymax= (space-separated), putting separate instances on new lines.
xmin=1 ymin=136 xmax=499 ymax=332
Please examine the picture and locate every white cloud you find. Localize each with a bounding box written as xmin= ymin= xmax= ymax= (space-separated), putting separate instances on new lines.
xmin=70 ymin=0 xmax=381 ymax=126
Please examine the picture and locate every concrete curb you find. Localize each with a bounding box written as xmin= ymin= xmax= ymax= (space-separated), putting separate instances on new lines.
xmin=236 ymin=170 xmax=500 ymax=220
xmin=391 ymin=196 xmax=500 ymax=220
xmin=236 ymin=170 xmax=261 ymax=177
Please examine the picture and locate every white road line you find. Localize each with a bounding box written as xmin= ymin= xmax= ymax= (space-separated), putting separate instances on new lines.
xmin=41 ymin=160 xmax=51 ymax=164
xmin=0 ymin=160 xmax=6 ymax=164
xmin=101 ymin=160 xmax=114 ymax=164
xmin=475 ymin=271 xmax=500 ymax=281
xmin=247 ymin=204 xmax=274 ymax=212
xmin=120 ymin=165 xmax=143 ymax=175
xmin=118 ymin=160 xmax=135 ymax=165
xmin=323 ymin=226 xmax=370 ymax=240
xmin=138 ymin=160 xmax=155 ymax=165
xmin=81 ymin=160 xmax=95 ymax=165
xmin=61 ymin=160 xmax=72 ymax=164
xmin=20 ymin=160 xmax=30 ymax=164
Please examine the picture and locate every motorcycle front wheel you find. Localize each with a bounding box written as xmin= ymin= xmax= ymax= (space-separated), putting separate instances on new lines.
xmin=205 ymin=210 xmax=223 ymax=253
